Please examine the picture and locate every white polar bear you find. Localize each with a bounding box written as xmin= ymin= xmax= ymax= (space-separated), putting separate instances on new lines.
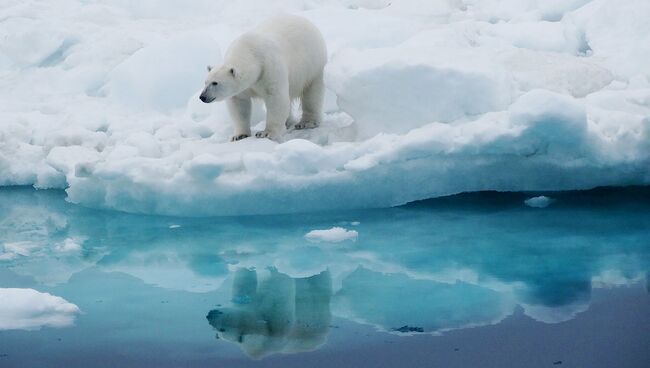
xmin=199 ymin=15 xmax=327 ymax=141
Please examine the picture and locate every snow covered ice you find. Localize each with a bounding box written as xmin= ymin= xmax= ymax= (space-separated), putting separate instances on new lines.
xmin=1 ymin=0 xmax=650 ymax=216
xmin=0 ymin=288 xmax=80 ymax=331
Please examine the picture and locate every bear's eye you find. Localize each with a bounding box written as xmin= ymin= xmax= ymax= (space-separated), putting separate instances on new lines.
xmin=211 ymin=82 xmax=218 ymax=86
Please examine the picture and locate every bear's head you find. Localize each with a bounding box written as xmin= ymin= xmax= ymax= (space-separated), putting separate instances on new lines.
xmin=200 ymin=65 xmax=236 ymax=103
xmin=200 ymin=62 xmax=256 ymax=103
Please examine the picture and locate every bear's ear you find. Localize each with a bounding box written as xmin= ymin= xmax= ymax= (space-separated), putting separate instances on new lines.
xmin=230 ymin=68 xmax=236 ymax=77
xmin=206 ymin=65 xmax=213 ymax=72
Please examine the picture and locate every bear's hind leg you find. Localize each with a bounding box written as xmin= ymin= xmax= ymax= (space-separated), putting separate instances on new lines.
xmin=295 ymin=73 xmax=324 ymax=130
xmin=227 ymin=96 xmax=252 ymax=141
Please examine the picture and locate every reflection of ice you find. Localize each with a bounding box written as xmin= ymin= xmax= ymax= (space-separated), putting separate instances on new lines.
xmin=0 ymin=205 xmax=67 ymax=259
xmin=101 ymin=250 xmax=228 ymax=293
xmin=54 ymin=237 xmax=85 ymax=253
xmin=1 ymin=241 xmax=40 ymax=259
xmin=0 ymin=207 xmax=67 ymax=244
xmin=592 ymin=266 xmax=647 ymax=289
xmin=521 ymin=301 xmax=589 ymax=324
xmin=207 ymin=268 xmax=332 ymax=359
xmin=334 ymin=267 xmax=516 ymax=334
xmin=0 ymin=195 xmax=96 ymax=285
xmin=517 ymin=277 xmax=592 ymax=323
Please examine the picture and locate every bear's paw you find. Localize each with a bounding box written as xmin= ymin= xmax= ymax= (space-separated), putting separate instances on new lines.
xmin=294 ymin=120 xmax=320 ymax=130
xmin=230 ymin=134 xmax=250 ymax=142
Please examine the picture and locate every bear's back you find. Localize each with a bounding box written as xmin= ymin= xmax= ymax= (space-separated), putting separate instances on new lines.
xmin=254 ymin=15 xmax=327 ymax=96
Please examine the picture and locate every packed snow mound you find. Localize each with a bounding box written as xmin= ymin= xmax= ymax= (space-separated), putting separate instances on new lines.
xmin=106 ymin=32 xmax=222 ymax=113
xmin=0 ymin=288 xmax=80 ymax=330
xmin=1 ymin=0 xmax=649 ymax=216
xmin=328 ymin=31 xmax=512 ymax=138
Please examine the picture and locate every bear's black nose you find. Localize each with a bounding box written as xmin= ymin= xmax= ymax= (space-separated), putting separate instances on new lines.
xmin=199 ymin=94 xmax=208 ymax=102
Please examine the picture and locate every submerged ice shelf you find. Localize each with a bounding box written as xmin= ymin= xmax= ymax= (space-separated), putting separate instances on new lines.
xmin=1 ymin=0 xmax=649 ymax=216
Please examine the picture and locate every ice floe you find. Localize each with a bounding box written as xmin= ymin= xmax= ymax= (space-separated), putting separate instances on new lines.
xmin=1 ymin=0 xmax=649 ymax=215
xmin=0 ymin=288 xmax=80 ymax=330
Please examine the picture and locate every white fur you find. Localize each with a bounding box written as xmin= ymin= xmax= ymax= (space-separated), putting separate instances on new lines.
xmin=200 ymin=15 xmax=327 ymax=141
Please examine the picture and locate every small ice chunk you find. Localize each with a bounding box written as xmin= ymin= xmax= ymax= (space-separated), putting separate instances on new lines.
xmin=524 ymin=196 xmax=553 ymax=208
xmin=169 ymin=224 xmax=181 ymax=229
xmin=305 ymin=227 xmax=358 ymax=243
xmin=0 ymin=288 xmax=80 ymax=330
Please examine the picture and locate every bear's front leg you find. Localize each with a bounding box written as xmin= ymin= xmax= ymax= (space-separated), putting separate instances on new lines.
xmin=256 ymin=93 xmax=290 ymax=140
xmin=227 ymin=96 xmax=252 ymax=141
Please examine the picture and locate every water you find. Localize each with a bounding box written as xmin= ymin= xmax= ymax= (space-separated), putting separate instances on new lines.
xmin=0 ymin=186 xmax=649 ymax=367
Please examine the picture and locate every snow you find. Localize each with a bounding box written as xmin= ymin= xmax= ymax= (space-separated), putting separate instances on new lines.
xmin=0 ymin=288 xmax=80 ymax=330
xmin=524 ymin=196 xmax=553 ymax=208
xmin=328 ymin=34 xmax=511 ymax=138
xmin=1 ymin=0 xmax=649 ymax=216
xmin=106 ymin=32 xmax=222 ymax=113
xmin=305 ymin=227 xmax=359 ymax=243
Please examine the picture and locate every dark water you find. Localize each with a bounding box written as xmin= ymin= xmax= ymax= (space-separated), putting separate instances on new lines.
xmin=0 ymin=186 xmax=649 ymax=367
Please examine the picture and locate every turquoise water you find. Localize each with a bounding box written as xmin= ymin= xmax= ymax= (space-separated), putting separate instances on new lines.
xmin=0 ymin=187 xmax=649 ymax=367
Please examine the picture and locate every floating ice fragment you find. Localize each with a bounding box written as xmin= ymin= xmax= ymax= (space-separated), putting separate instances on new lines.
xmin=305 ymin=227 xmax=358 ymax=243
xmin=0 ymin=288 xmax=80 ymax=330
xmin=524 ymin=196 xmax=553 ymax=208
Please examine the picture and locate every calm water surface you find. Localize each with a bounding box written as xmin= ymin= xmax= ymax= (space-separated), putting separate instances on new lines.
xmin=0 ymin=187 xmax=649 ymax=367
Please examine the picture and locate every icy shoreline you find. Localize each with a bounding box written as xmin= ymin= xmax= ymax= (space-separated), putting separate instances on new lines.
xmin=1 ymin=0 xmax=649 ymax=216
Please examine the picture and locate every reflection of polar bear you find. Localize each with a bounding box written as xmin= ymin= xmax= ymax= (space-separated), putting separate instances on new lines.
xmin=206 ymin=268 xmax=331 ymax=359
xmin=199 ymin=15 xmax=327 ymax=141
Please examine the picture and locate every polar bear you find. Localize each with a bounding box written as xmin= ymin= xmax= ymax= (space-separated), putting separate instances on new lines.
xmin=199 ymin=15 xmax=327 ymax=141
